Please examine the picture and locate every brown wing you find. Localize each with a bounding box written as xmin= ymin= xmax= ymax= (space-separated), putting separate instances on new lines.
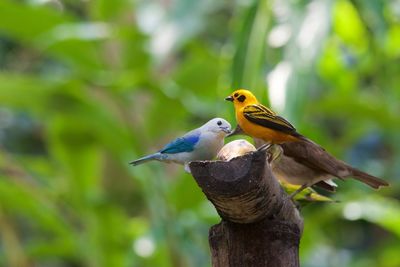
xmin=313 ymin=181 xmax=336 ymax=192
xmin=280 ymin=139 xmax=350 ymax=179
xmin=243 ymin=104 xmax=301 ymax=136
xmin=281 ymin=139 xmax=389 ymax=189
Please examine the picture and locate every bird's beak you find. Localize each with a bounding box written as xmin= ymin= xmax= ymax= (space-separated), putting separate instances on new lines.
xmin=221 ymin=127 xmax=232 ymax=134
xmin=225 ymin=95 xmax=234 ymax=102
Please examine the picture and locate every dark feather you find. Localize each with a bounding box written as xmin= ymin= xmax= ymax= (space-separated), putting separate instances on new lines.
xmin=313 ymin=181 xmax=336 ymax=192
xmin=243 ymin=104 xmax=302 ymax=137
xmin=350 ymin=168 xmax=389 ymax=188
xmin=280 ymin=139 xmax=388 ymax=189
xmin=280 ymin=139 xmax=349 ymax=179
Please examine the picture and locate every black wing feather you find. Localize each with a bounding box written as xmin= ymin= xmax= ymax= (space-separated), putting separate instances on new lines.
xmin=243 ymin=104 xmax=300 ymax=136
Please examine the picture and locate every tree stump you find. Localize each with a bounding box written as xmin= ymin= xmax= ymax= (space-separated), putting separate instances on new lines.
xmin=189 ymin=149 xmax=303 ymax=267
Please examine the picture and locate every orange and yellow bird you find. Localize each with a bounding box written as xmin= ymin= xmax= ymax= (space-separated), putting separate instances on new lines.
xmin=225 ymin=89 xmax=303 ymax=143
xmin=225 ymin=89 xmax=389 ymax=195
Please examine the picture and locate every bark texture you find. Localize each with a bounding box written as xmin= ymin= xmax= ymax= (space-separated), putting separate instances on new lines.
xmin=189 ymin=149 xmax=303 ymax=267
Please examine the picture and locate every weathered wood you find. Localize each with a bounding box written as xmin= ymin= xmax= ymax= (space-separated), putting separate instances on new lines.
xmin=189 ymin=149 xmax=303 ymax=267
xmin=209 ymin=219 xmax=300 ymax=267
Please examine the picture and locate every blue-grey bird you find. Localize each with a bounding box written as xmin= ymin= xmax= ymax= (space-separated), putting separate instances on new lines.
xmin=130 ymin=118 xmax=232 ymax=172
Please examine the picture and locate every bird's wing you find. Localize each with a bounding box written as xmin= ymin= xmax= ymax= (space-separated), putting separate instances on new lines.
xmin=313 ymin=180 xmax=337 ymax=192
xmin=280 ymin=140 xmax=349 ymax=178
xmin=243 ymin=104 xmax=298 ymax=135
xmin=159 ymin=133 xmax=200 ymax=154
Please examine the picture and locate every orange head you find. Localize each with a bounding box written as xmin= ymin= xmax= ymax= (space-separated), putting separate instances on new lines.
xmin=225 ymin=89 xmax=259 ymax=109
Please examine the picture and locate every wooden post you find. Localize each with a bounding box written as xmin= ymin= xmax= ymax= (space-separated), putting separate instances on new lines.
xmin=189 ymin=149 xmax=303 ymax=267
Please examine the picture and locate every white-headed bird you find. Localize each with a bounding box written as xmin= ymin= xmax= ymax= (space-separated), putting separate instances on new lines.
xmin=130 ymin=118 xmax=231 ymax=172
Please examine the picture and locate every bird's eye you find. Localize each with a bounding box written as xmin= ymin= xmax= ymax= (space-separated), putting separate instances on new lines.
xmin=234 ymin=93 xmax=239 ymax=98
xmin=217 ymin=120 xmax=222 ymax=126
xmin=237 ymin=95 xmax=246 ymax=102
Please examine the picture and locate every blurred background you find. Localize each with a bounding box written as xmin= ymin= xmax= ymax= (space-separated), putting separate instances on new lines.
xmin=0 ymin=0 xmax=399 ymax=266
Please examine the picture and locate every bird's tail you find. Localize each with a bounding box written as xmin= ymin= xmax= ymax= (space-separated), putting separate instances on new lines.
xmin=351 ymin=168 xmax=389 ymax=189
xmin=130 ymin=153 xmax=161 ymax=166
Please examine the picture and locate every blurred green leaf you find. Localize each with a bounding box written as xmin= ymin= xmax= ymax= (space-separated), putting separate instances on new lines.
xmin=0 ymin=0 xmax=399 ymax=266
xmin=0 ymin=0 xmax=74 ymax=42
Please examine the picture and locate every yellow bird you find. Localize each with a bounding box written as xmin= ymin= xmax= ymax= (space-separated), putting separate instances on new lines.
xmin=225 ymin=89 xmax=389 ymax=195
xmin=225 ymin=89 xmax=304 ymax=144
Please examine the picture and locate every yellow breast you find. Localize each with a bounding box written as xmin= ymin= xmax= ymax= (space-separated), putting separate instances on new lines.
xmin=236 ymin=108 xmax=298 ymax=144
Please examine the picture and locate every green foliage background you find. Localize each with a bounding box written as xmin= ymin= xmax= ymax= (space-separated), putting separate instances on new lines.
xmin=0 ymin=0 xmax=399 ymax=266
